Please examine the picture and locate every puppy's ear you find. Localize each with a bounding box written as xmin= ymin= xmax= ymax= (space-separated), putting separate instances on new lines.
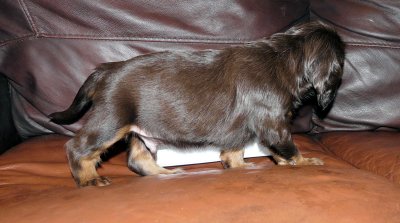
xmin=302 ymin=23 xmax=345 ymax=111
xmin=310 ymin=53 xmax=343 ymax=110
xmin=315 ymin=78 xmax=341 ymax=111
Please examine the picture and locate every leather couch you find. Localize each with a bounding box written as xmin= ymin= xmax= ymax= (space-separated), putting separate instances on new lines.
xmin=1 ymin=1 xmax=399 ymax=222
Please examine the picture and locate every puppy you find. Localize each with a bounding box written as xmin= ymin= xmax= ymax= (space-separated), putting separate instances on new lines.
xmin=50 ymin=21 xmax=345 ymax=187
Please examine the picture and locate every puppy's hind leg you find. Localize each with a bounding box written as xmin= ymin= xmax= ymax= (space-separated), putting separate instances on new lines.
xmin=67 ymin=143 xmax=110 ymax=187
xmin=67 ymin=125 xmax=132 ymax=187
xmin=220 ymin=148 xmax=254 ymax=169
xmin=127 ymin=137 xmax=183 ymax=176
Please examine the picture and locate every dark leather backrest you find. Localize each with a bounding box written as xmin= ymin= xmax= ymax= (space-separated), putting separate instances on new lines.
xmin=0 ymin=0 xmax=310 ymax=138
xmin=310 ymin=0 xmax=400 ymax=132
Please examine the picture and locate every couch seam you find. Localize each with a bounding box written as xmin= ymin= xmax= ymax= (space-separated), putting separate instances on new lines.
xmin=18 ymin=0 xmax=39 ymax=37
xmin=311 ymin=10 xmax=400 ymax=46
xmin=0 ymin=34 xmax=35 ymax=47
xmin=310 ymin=135 xmax=358 ymax=168
xmin=0 ymin=0 xmax=38 ymax=47
xmin=38 ymin=34 xmax=254 ymax=44
xmin=347 ymin=42 xmax=400 ymax=49
xmin=3 ymin=36 xmax=400 ymax=48
xmin=3 ymin=36 xmax=400 ymax=49
xmin=1 ymin=10 xmax=310 ymax=46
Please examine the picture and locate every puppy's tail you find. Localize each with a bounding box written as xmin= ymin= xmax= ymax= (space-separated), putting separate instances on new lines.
xmin=49 ymin=70 xmax=103 ymax=125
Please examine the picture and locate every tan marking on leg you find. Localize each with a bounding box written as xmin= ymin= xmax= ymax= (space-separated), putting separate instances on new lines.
xmin=128 ymin=137 xmax=183 ymax=176
xmin=272 ymin=154 xmax=291 ymax=165
xmin=77 ymin=157 xmax=111 ymax=187
xmin=220 ymin=149 xmax=254 ymax=169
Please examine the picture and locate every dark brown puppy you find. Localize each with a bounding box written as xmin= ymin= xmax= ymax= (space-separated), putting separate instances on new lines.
xmin=50 ymin=21 xmax=345 ymax=187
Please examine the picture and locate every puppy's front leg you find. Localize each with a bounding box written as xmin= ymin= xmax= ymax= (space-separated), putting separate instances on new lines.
xmin=269 ymin=142 xmax=324 ymax=166
xmin=260 ymin=128 xmax=324 ymax=166
xmin=220 ymin=149 xmax=254 ymax=169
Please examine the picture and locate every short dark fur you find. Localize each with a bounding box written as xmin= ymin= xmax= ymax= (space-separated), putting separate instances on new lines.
xmin=50 ymin=21 xmax=345 ymax=187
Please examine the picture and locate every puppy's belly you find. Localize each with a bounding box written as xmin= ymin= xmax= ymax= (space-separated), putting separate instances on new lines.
xmin=130 ymin=125 xmax=216 ymax=153
xmin=130 ymin=125 xmax=159 ymax=154
xmin=130 ymin=124 xmax=253 ymax=153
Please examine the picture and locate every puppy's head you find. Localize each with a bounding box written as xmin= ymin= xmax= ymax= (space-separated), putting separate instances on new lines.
xmin=289 ymin=21 xmax=345 ymax=110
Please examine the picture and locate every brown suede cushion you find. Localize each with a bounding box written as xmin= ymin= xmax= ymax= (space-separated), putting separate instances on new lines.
xmin=1 ymin=134 xmax=399 ymax=222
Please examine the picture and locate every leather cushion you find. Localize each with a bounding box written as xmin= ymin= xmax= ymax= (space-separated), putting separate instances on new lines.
xmin=0 ymin=134 xmax=399 ymax=223
xmin=319 ymin=131 xmax=400 ymax=184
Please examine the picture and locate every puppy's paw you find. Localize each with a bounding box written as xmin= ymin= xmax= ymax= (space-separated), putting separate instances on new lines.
xmin=221 ymin=160 xmax=255 ymax=169
xmin=243 ymin=162 xmax=256 ymax=168
xmin=299 ymin=157 xmax=324 ymax=165
xmin=274 ymin=155 xmax=324 ymax=166
xmin=152 ymin=167 xmax=185 ymax=175
xmin=80 ymin=176 xmax=112 ymax=187
xmin=164 ymin=167 xmax=185 ymax=174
